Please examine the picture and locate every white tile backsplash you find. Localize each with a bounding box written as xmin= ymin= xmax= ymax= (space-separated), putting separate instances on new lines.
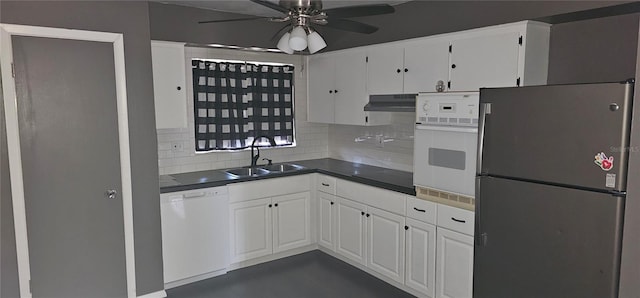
xmin=157 ymin=47 xmax=329 ymax=175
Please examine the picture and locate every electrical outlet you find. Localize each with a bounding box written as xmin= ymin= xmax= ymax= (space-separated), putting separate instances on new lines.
xmin=171 ymin=142 xmax=184 ymax=152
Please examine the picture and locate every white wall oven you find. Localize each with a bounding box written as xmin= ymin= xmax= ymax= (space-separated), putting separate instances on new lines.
xmin=413 ymin=92 xmax=479 ymax=209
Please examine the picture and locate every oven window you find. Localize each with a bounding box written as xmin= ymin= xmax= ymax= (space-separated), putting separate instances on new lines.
xmin=428 ymin=148 xmax=466 ymax=170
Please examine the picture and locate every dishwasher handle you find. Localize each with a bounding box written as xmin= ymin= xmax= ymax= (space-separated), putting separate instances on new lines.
xmin=182 ymin=192 xmax=207 ymax=199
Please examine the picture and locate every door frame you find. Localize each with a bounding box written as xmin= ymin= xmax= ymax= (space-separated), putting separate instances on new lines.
xmin=0 ymin=24 xmax=136 ymax=298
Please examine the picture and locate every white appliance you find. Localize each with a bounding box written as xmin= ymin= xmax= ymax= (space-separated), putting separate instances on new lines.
xmin=413 ymin=92 xmax=479 ymax=198
xmin=160 ymin=186 xmax=229 ymax=287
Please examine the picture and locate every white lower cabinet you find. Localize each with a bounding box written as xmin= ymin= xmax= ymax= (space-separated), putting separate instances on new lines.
xmin=230 ymin=192 xmax=311 ymax=263
xmin=368 ymin=206 xmax=406 ymax=284
xmin=405 ymin=218 xmax=437 ymax=298
xmin=435 ymin=227 xmax=474 ymax=298
xmin=317 ymin=192 xmax=337 ymax=251
xmin=336 ymin=197 xmax=368 ymax=266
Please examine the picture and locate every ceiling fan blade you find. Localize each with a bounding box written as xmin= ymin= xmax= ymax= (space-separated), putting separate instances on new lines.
xmin=323 ymin=4 xmax=395 ymax=19
xmin=322 ymin=19 xmax=379 ymax=34
xmin=250 ymin=0 xmax=290 ymax=14
xmin=199 ymin=16 xmax=271 ymax=24
xmin=271 ymin=24 xmax=291 ymax=41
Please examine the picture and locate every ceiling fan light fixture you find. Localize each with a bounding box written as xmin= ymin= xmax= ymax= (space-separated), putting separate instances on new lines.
xmin=277 ymin=32 xmax=294 ymax=54
xmin=307 ymin=30 xmax=326 ymax=54
xmin=288 ymin=26 xmax=308 ymax=51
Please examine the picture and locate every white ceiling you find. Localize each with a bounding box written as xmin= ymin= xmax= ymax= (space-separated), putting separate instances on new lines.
xmin=157 ymin=0 xmax=410 ymax=17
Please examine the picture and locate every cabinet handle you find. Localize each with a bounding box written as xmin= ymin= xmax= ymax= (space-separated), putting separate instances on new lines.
xmin=413 ymin=207 xmax=426 ymax=213
xmin=396 ymin=69 xmax=401 ymax=73
xmin=177 ymin=86 xmax=182 ymax=90
xmin=366 ymin=213 xmax=370 ymax=218
xmin=268 ymin=204 xmax=272 ymax=208
xmin=334 ymin=90 xmax=338 ymax=93
xmin=361 ymin=211 xmax=365 ymax=216
xmin=451 ymin=64 xmax=456 ymax=69
xmin=405 ymin=226 xmax=409 ymax=230
xmin=329 ymin=90 xmax=333 ymax=94
xmin=330 ymin=201 xmax=334 ymax=205
xmin=451 ymin=217 xmax=466 ymax=223
xmin=274 ymin=203 xmax=278 ymax=207
xmin=404 ymin=68 xmax=408 ymax=72
xmin=321 ymin=183 xmax=330 ymax=186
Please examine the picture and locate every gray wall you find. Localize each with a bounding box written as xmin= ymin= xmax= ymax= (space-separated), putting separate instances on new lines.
xmin=547 ymin=13 xmax=639 ymax=84
xmin=149 ymin=1 xmax=626 ymax=52
xmin=0 ymin=1 xmax=164 ymax=296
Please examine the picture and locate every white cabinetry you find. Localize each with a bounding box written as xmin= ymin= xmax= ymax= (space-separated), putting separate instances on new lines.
xmin=367 ymin=40 xmax=450 ymax=95
xmin=435 ymin=204 xmax=475 ymax=298
xmin=368 ymin=206 xmax=406 ymax=284
xmin=151 ymin=41 xmax=188 ymax=129
xmin=307 ymin=50 xmax=390 ymax=126
xmin=336 ymin=197 xmax=368 ymax=266
xmin=405 ymin=197 xmax=438 ymax=297
xmin=228 ymin=175 xmax=312 ymax=264
xmin=317 ymin=192 xmax=337 ymax=251
xmin=436 ymin=228 xmax=474 ymax=298
xmin=447 ymin=22 xmax=550 ymax=91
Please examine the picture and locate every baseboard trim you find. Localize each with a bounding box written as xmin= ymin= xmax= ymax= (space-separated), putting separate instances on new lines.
xmin=164 ymin=269 xmax=228 ymax=289
xmin=137 ymin=290 xmax=167 ymax=298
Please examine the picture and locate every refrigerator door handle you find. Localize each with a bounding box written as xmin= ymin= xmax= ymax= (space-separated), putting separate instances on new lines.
xmin=475 ymin=176 xmax=486 ymax=247
xmin=476 ymin=103 xmax=491 ymax=175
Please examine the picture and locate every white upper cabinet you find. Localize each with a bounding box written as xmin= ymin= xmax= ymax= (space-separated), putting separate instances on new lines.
xmin=448 ymin=32 xmax=520 ymax=91
xmin=448 ymin=22 xmax=550 ymax=91
xmin=367 ymin=39 xmax=450 ymax=95
xmin=307 ymin=54 xmax=335 ymax=123
xmin=151 ymin=41 xmax=188 ymax=129
xmin=307 ymin=50 xmax=391 ymax=126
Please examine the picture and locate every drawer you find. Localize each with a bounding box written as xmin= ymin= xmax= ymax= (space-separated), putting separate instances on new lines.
xmin=317 ymin=175 xmax=336 ymax=195
xmin=406 ymin=196 xmax=437 ymax=225
xmin=437 ymin=204 xmax=474 ymax=236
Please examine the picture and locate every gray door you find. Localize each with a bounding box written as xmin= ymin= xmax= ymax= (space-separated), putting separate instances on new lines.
xmin=479 ymin=82 xmax=633 ymax=191
xmin=473 ymin=176 xmax=624 ymax=298
xmin=12 ymin=36 xmax=127 ymax=297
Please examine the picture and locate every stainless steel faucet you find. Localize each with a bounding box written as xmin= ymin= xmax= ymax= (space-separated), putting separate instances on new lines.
xmin=250 ymin=135 xmax=277 ymax=167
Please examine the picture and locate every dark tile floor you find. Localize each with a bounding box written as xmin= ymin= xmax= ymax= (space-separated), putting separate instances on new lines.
xmin=166 ymin=250 xmax=416 ymax=298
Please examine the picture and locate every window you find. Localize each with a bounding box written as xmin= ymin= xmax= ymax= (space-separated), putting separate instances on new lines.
xmin=192 ymin=59 xmax=295 ymax=151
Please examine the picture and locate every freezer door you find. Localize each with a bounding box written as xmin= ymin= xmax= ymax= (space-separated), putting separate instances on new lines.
xmin=479 ymin=82 xmax=633 ymax=191
xmin=473 ymin=176 xmax=624 ymax=298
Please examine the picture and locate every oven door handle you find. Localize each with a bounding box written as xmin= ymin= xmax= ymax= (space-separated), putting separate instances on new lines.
xmin=476 ymin=103 xmax=491 ymax=175
xmin=415 ymin=125 xmax=478 ymax=133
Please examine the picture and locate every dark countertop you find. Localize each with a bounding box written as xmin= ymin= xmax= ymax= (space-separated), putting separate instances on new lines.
xmin=160 ymin=158 xmax=415 ymax=196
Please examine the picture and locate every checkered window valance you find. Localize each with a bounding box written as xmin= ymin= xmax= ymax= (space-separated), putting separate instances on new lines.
xmin=192 ymin=59 xmax=295 ymax=151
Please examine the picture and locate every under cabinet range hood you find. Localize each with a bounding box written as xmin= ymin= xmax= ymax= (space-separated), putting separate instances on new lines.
xmin=364 ymin=94 xmax=417 ymax=112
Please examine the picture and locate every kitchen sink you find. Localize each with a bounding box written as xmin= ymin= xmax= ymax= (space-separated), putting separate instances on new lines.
xmin=260 ymin=163 xmax=305 ymax=173
xmin=225 ymin=167 xmax=270 ymax=177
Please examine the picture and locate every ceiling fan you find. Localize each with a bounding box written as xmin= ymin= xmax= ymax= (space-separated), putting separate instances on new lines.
xmin=198 ymin=0 xmax=396 ymax=54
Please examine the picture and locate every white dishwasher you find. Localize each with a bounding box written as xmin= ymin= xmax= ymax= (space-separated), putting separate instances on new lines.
xmin=160 ymin=186 xmax=229 ymax=287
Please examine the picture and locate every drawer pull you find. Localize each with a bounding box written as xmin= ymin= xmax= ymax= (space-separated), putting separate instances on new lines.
xmin=451 ymin=217 xmax=466 ymax=223
xmin=321 ymin=183 xmax=330 ymax=186
xmin=413 ymin=207 xmax=426 ymax=213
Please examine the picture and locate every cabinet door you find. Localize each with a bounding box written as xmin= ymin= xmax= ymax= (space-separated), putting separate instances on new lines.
xmin=366 ymin=45 xmax=404 ymax=95
xmin=367 ymin=206 xmax=406 ymax=284
xmin=272 ymin=192 xmax=311 ymax=253
xmin=151 ymin=41 xmax=188 ymax=129
xmin=336 ymin=198 xmax=367 ymax=265
xmin=229 ymin=198 xmax=272 ymax=263
xmin=318 ymin=192 xmax=337 ymax=251
xmin=334 ymin=50 xmax=369 ymax=125
xmin=307 ymin=55 xmax=335 ymax=123
xmin=436 ymin=227 xmax=474 ymax=298
xmin=403 ymin=40 xmax=450 ymax=93
xmin=405 ymin=218 xmax=437 ymax=298
xmin=449 ymin=32 xmax=520 ymax=91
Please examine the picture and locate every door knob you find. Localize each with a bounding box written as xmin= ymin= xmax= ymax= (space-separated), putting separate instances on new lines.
xmin=106 ymin=189 xmax=118 ymax=199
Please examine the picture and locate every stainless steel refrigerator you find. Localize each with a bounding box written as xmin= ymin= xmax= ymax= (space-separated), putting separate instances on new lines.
xmin=473 ymin=80 xmax=634 ymax=298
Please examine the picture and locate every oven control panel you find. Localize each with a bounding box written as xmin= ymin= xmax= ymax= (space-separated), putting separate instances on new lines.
xmin=416 ymin=92 xmax=479 ymax=127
